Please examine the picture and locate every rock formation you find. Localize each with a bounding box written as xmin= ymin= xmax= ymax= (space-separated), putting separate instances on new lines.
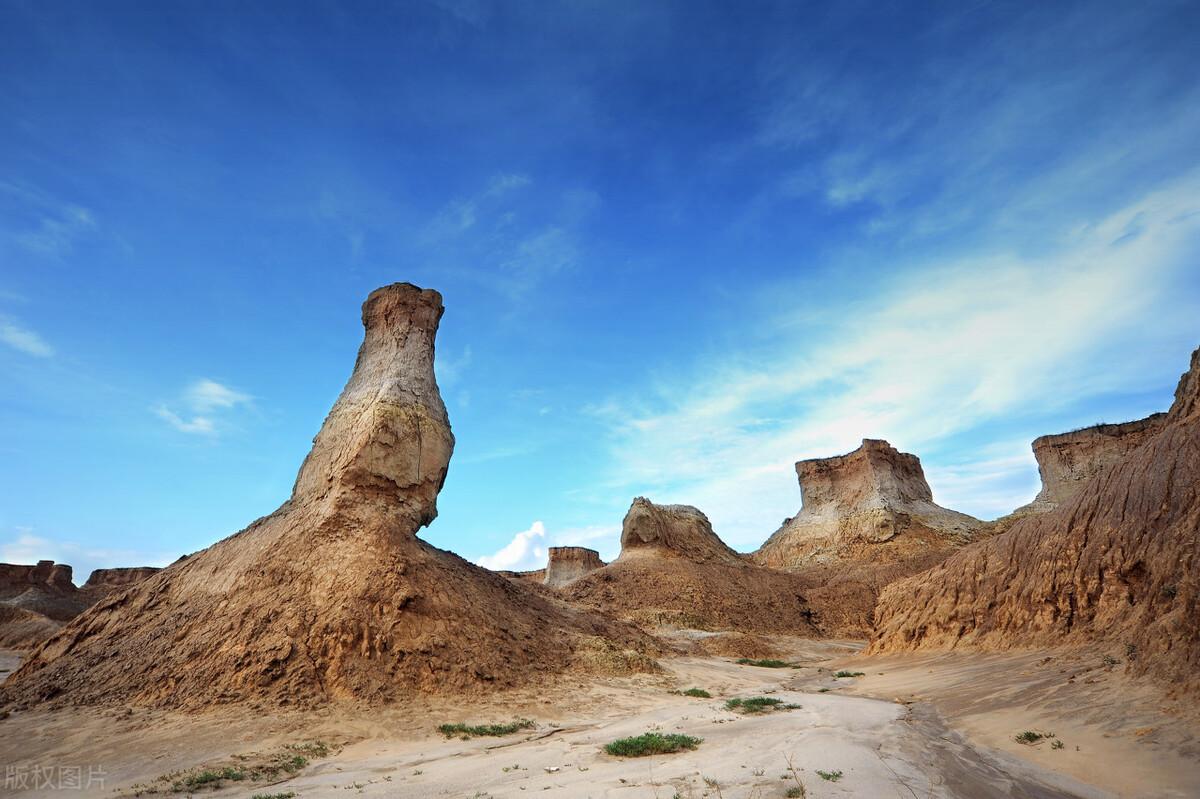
xmin=1011 ymin=414 xmax=1167 ymax=517
xmin=0 ymin=562 xmax=160 ymax=650
xmin=565 ymin=498 xmax=818 ymax=635
xmin=3 ymin=283 xmax=653 ymax=709
xmin=79 ymin=567 xmax=162 ymax=598
xmin=620 ymin=498 xmax=745 ymax=564
xmin=871 ymin=347 xmax=1200 ymax=694
xmin=747 ymin=440 xmax=982 ymax=635
xmin=543 ymin=547 xmax=604 ymax=588
xmin=754 ymin=439 xmax=982 ymax=569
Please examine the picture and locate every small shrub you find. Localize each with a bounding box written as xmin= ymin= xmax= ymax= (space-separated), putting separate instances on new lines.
xmin=735 ymin=658 xmax=791 ymax=668
xmin=681 ymin=687 xmax=711 ymax=698
xmin=816 ymin=769 xmax=843 ymax=782
xmin=833 ymin=671 xmax=864 ymax=678
xmin=1101 ymin=655 xmax=1120 ymax=668
xmin=1161 ymin=584 xmax=1177 ymax=599
xmin=1051 ymin=739 xmax=1065 ymax=750
xmin=1015 ymin=730 xmax=1055 ymax=745
xmin=786 ymin=789 xmax=806 ymax=798
xmin=604 ymin=732 xmax=702 ymax=757
xmin=437 ymin=719 xmax=535 ymax=738
xmin=251 ymin=794 xmax=297 ymax=799
xmin=724 ymin=696 xmax=800 ymax=714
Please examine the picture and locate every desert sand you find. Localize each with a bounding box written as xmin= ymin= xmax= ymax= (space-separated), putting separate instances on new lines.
xmin=2 ymin=636 xmax=1195 ymax=798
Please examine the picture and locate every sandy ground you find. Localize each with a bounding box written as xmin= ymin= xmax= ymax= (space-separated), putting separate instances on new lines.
xmin=1 ymin=639 xmax=1196 ymax=798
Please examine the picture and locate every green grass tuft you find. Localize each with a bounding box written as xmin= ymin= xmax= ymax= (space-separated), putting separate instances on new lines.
xmin=1015 ymin=730 xmax=1056 ymax=745
xmin=832 ymin=670 xmax=864 ymax=678
xmin=735 ymin=658 xmax=791 ymax=668
xmin=681 ymin=687 xmax=711 ymax=698
xmin=816 ymin=769 xmax=843 ymax=782
xmin=437 ymin=719 xmax=535 ymax=738
xmin=604 ymin=732 xmax=702 ymax=757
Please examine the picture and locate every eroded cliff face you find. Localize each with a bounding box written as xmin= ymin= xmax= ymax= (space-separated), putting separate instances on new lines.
xmin=753 ymin=439 xmax=981 ymax=569
xmin=565 ymin=498 xmax=818 ymax=635
xmin=543 ymin=547 xmax=604 ymax=588
xmin=4 ymin=283 xmax=654 ymax=710
xmin=1013 ymin=415 xmax=1168 ymax=517
xmin=871 ymin=347 xmax=1200 ymax=694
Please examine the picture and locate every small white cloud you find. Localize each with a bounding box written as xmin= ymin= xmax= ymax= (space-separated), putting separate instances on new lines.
xmin=154 ymin=405 xmax=215 ymax=435
xmin=475 ymin=521 xmax=547 ymax=571
xmin=0 ymin=318 xmax=54 ymax=357
xmin=154 ymin=378 xmax=249 ymax=435
xmin=186 ymin=378 xmax=251 ymax=412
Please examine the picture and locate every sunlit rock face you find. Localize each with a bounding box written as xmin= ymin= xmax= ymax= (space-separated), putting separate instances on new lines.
xmin=4 ymin=283 xmax=655 ymax=710
xmin=753 ymin=439 xmax=982 ymax=569
xmin=871 ymin=347 xmax=1200 ymax=696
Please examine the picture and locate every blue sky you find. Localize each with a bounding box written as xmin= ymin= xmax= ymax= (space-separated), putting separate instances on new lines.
xmin=2 ymin=1 xmax=1198 ymax=580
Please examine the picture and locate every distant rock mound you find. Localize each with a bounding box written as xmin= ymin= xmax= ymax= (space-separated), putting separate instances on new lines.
xmin=754 ymin=439 xmax=982 ymax=569
xmin=0 ymin=561 xmax=159 ymax=650
xmin=0 ymin=561 xmax=87 ymax=623
xmin=79 ymin=567 xmax=162 ymax=602
xmin=544 ymin=547 xmax=604 ymax=588
xmin=619 ymin=498 xmax=744 ymax=565
xmin=565 ymin=498 xmax=818 ymax=635
xmin=4 ymin=283 xmax=654 ymax=709
xmin=871 ymin=347 xmax=1200 ymax=695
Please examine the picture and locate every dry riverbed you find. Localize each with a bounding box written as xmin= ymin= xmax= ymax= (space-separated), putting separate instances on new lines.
xmin=1 ymin=639 xmax=1196 ymax=798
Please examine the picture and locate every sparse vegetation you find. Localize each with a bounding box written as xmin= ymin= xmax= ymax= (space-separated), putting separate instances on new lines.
xmin=724 ymin=696 xmax=801 ymax=714
xmin=833 ymin=670 xmax=864 ymax=678
xmin=816 ymin=769 xmax=843 ymax=782
xmin=603 ymin=732 xmax=702 ymax=757
xmin=786 ymin=789 xmax=806 ymax=798
xmin=1101 ymin=654 xmax=1120 ymax=668
xmin=681 ymin=687 xmax=711 ymax=698
xmin=783 ymin=753 xmax=807 ymax=798
xmin=251 ymin=794 xmax=296 ymax=799
xmin=437 ymin=719 xmax=535 ymax=738
xmin=735 ymin=658 xmax=791 ymax=668
xmin=1015 ymin=730 xmax=1056 ymax=745
xmin=1051 ymin=739 xmax=1065 ymax=750
xmin=1161 ymin=584 xmax=1178 ymax=599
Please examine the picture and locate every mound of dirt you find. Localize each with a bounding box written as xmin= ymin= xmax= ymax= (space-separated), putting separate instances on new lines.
xmin=870 ymin=347 xmax=1200 ymax=694
xmin=543 ymin=547 xmax=604 ymax=588
xmin=0 ymin=606 xmax=63 ymax=650
xmin=565 ymin=499 xmax=818 ymax=635
xmin=3 ymin=283 xmax=655 ymax=710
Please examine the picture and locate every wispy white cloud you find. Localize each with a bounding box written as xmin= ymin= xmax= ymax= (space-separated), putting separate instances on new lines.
xmin=435 ymin=345 xmax=473 ymax=388
xmin=155 ymin=378 xmax=251 ymax=436
xmin=590 ymin=174 xmax=1200 ymax=547
xmin=0 ymin=318 xmax=54 ymax=357
xmin=0 ymin=181 xmax=97 ymax=257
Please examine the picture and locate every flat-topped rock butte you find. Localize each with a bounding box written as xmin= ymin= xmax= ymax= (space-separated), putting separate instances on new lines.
xmin=542 ymin=546 xmax=604 ymax=588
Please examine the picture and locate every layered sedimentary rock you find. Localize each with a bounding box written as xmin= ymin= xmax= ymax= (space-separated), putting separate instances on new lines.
xmin=566 ymin=498 xmax=818 ymax=635
xmin=0 ymin=561 xmax=87 ymax=622
xmin=749 ymin=440 xmax=982 ymax=635
xmin=755 ymin=440 xmax=981 ymax=569
xmin=543 ymin=547 xmax=604 ymax=588
xmin=80 ymin=567 xmax=162 ymax=595
xmin=0 ymin=562 xmax=160 ymax=649
xmin=1013 ymin=414 xmax=1167 ymax=516
xmin=871 ymin=348 xmax=1200 ymax=694
xmin=4 ymin=283 xmax=653 ymax=709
